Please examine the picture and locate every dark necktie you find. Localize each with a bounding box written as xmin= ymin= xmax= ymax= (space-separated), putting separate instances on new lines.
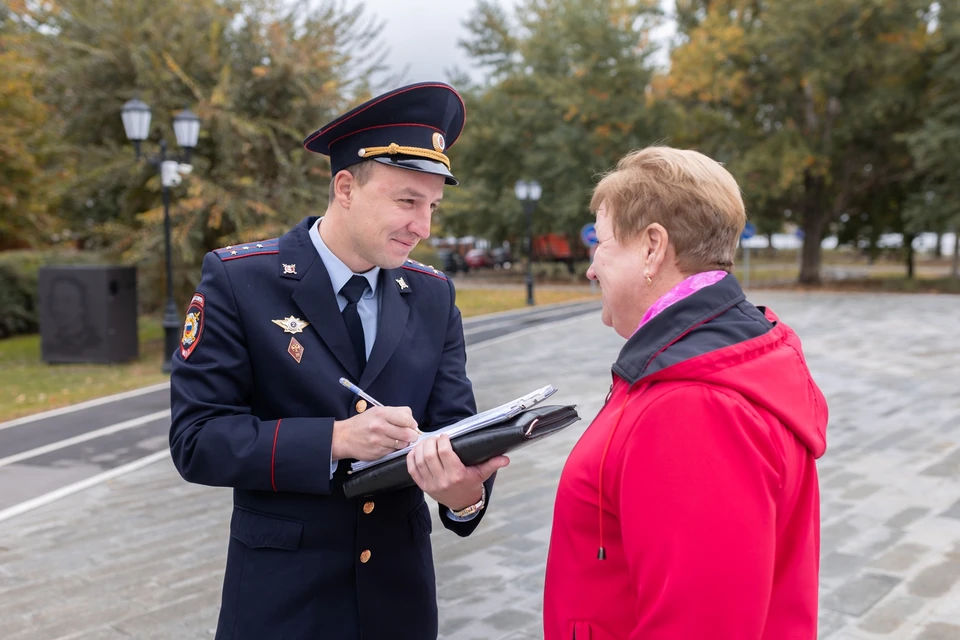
xmin=340 ymin=275 xmax=369 ymax=371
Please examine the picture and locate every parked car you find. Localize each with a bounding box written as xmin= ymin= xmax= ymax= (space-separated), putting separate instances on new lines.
xmin=435 ymin=249 xmax=468 ymax=274
xmin=464 ymin=248 xmax=494 ymax=269
xmin=491 ymin=247 xmax=513 ymax=269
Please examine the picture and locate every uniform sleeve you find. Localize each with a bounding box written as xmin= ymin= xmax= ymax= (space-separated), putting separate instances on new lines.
xmin=169 ymin=252 xmax=336 ymax=495
xmin=619 ymin=385 xmax=781 ymax=638
xmin=427 ymin=276 xmax=496 ymax=537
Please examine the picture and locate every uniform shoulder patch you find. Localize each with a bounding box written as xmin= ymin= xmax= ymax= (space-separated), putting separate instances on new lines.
xmin=180 ymin=293 xmax=205 ymax=360
xmin=402 ymin=259 xmax=448 ymax=281
xmin=214 ymin=238 xmax=279 ymax=261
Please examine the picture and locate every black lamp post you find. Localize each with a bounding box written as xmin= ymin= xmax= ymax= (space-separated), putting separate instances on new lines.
xmin=514 ymin=180 xmax=542 ymax=306
xmin=121 ymin=99 xmax=201 ymax=373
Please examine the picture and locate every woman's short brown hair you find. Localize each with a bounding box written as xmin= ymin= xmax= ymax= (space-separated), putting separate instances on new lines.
xmin=590 ymin=146 xmax=746 ymax=273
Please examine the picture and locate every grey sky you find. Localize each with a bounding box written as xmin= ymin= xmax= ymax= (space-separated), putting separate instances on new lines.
xmin=356 ymin=0 xmax=488 ymax=83
xmin=354 ymin=0 xmax=676 ymax=84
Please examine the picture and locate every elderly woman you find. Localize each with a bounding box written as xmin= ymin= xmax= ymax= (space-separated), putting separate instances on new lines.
xmin=543 ymin=146 xmax=828 ymax=639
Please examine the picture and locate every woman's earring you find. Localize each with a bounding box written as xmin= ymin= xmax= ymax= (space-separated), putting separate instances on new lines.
xmin=644 ymin=273 xmax=652 ymax=285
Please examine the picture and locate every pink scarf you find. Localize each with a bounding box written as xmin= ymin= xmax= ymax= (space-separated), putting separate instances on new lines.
xmin=636 ymin=271 xmax=728 ymax=331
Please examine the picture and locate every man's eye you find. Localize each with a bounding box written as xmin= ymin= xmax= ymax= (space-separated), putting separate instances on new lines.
xmin=401 ymin=199 xmax=415 ymax=206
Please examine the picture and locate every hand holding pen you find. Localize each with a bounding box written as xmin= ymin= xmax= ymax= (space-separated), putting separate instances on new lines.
xmin=331 ymin=379 xmax=421 ymax=462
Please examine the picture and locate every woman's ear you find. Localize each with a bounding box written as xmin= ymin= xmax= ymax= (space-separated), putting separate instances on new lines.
xmin=641 ymin=223 xmax=669 ymax=278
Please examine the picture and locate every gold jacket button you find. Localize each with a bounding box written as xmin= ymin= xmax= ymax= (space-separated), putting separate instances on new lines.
xmin=360 ymin=550 xmax=372 ymax=563
xmin=363 ymin=501 xmax=375 ymax=514
xmin=356 ymin=399 xmax=367 ymax=413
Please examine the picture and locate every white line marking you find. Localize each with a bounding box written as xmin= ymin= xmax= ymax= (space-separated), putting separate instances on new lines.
xmin=467 ymin=312 xmax=598 ymax=351
xmin=0 ymin=410 xmax=170 ymax=468
xmin=461 ymin=296 xmax=597 ymax=325
xmin=0 ymin=382 xmax=170 ymax=432
xmin=0 ymin=300 xmax=597 ymax=524
xmin=463 ymin=303 xmax=598 ymax=336
xmin=0 ymin=449 xmax=170 ymax=523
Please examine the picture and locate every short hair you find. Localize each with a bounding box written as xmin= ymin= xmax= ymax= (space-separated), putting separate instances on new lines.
xmin=590 ymin=146 xmax=746 ymax=273
xmin=328 ymin=160 xmax=377 ymax=204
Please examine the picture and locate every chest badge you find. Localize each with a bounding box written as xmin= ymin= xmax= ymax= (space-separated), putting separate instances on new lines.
xmin=287 ymin=337 xmax=304 ymax=363
xmin=282 ymin=263 xmax=297 ymax=275
xmin=272 ymin=316 xmax=310 ymax=334
xmin=396 ymin=277 xmax=409 ymax=290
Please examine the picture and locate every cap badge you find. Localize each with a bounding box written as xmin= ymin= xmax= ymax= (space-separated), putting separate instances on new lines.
xmin=432 ymin=132 xmax=445 ymax=152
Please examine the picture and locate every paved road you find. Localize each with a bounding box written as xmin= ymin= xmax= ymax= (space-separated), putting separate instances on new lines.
xmin=1 ymin=291 xmax=959 ymax=639
xmin=0 ymin=300 xmax=600 ymax=516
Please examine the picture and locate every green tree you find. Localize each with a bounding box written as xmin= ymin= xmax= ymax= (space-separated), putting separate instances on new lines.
xmin=904 ymin=2 xmax=960 ymax=278
xmin=12 ymin=0 xmax=388 ymax=306
xmin=0 ymin=5 xmax=60 ymax=249
xmin=444 ymin=0 xmax=665 ymax=248
xmin=666 ymin=0 xmax=935 ymax=283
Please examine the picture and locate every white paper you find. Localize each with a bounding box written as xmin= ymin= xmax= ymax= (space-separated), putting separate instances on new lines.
xmin=349 ymin=384 xmax=556 ymax=473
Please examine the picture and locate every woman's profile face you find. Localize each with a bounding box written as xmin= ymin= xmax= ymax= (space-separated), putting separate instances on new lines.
xmin=586 ymin=204 xmax=645 ymax=338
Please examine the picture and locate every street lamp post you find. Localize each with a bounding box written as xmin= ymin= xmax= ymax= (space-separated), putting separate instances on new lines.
xmin=514 ymin=180 xmax=542 ymax=306
xmin=121 ymin=99 xmax=201 ymax=373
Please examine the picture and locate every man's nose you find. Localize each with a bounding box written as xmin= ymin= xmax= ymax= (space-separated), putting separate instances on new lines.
xmin=408 ymin=205 xmax=432 ymax=239
xmin=586 ymin=263 xmax=597 ymax=281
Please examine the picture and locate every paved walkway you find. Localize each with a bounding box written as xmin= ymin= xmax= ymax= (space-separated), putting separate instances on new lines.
xmin=1 ymin=291 xmax=959 ymax=639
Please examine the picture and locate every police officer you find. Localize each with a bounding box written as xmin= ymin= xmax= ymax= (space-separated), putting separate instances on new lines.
xmin=169 ymin=82 xmax=508 ymax=640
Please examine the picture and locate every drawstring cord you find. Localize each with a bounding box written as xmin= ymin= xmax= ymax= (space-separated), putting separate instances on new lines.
xmin=597 ymin=386 xmax=638 ymax=560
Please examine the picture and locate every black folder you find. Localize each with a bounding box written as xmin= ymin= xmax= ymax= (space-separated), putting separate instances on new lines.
xmin=342 ymin=404 xmax=580 ymax=499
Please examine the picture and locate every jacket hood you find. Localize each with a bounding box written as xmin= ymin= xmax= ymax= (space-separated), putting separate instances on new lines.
xmin=613 ymin=274 xmax=827 ymax=457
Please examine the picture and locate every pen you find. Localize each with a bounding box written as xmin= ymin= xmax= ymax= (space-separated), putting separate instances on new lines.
xmin=339 ymin=378 xmax=384 ymax=407
xmin=338 ymin=378 xmax=423 ymax=435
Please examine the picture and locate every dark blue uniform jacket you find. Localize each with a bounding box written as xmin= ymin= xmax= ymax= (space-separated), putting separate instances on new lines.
xmin=169 ymin=217 xmax=492 ymax=640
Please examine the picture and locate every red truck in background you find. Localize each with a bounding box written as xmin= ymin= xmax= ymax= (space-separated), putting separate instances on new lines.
xmin=532 ymin=233 xmax=572 ymax=260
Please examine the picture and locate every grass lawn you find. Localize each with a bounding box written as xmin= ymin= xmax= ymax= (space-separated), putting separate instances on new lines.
xmin=0 ymin=287 xmax=599 ymax=422
xmin=813 ymin=276 xmax=960 ymax=294
xmin=455 ymin=287 xmax=598 ymax=318
xmin=0 ymin=317 xmax=169 ymax=422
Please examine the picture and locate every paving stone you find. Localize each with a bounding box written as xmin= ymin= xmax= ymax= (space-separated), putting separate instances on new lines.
xmin=823 ymin=573 xmax=902 ymax=617
xmin=857 ymin=595 xmax=926 ymax=634
xmin=484 ymin=607 xmax=540 ymax=631
xmin=821 ymin=552 xmax=867 ymax=579
xmin=887 ymin=507 xmax=932 ymax=529
xmin=939 ymin=498 xmax=960 ymax=520
xmin=822 ymin=519 xmax=861 ymax=550
xmin=1 ymin=292 xmax=960 ymax=639
xmin=908 ymin=557 xmax=960 ymax=598
xmin=842 ymin=483 xmax=883 ymax=501
xmin=870 ymin=543 xmax=932 ymax=572
xmin=818 ymin=608 xmax=853 ymax=639
xmin=916 ymin=622 xmax=960 ymax=640
xmin=921 ymin=449 xmax=960 ymax=478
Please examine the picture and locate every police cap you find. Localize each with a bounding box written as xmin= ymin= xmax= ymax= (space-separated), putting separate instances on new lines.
xmin=303 ymin=82 xmax=465 ymax=186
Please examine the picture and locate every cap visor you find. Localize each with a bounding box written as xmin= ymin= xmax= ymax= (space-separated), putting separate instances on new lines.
xmin=371 ymin=157 xmax=458 ymax=186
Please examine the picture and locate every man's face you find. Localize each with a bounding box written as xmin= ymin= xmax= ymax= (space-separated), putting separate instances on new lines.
xmin=346 ymin=163 xmax=445 ymax=270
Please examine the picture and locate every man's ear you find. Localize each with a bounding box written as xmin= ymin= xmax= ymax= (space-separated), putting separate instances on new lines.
xmin=333 ymin=170 xmax=356 ymax=208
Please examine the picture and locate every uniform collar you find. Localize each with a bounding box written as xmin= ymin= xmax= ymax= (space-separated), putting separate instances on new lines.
xmin=309 ymin=217 xmax=380 ymax=298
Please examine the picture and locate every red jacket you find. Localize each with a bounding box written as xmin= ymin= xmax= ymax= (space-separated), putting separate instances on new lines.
xmin=544 ymin=275 xmax=828 ymax=639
